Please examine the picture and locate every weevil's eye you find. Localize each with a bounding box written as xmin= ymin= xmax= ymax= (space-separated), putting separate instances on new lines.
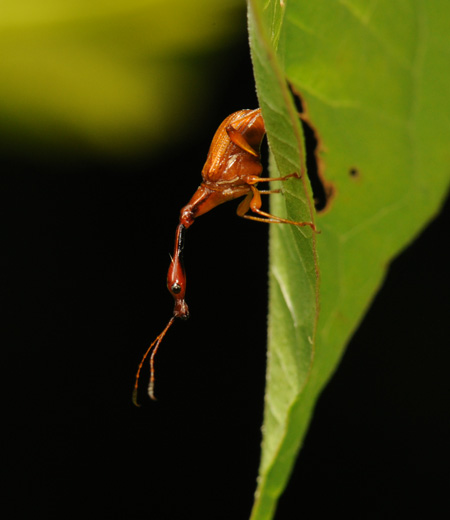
xmin=171 ymin=283 xmax=182 ymax=294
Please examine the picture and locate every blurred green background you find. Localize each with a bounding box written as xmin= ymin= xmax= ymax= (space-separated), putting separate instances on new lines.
xmin=1 ymin=0 xmax=247 ymax=154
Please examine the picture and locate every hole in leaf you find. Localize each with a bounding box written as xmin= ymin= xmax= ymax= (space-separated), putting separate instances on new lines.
xmin=301 ymin=119 xmax=327 ymax=212
xmin=288 ymin=82 xmax=334 ymax=213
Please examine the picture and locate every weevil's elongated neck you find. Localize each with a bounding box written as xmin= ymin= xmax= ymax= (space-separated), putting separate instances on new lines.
xmin=167 ymin=223 xmax=189 ymax=319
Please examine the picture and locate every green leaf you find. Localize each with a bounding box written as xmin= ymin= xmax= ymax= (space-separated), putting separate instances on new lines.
xmin=248 ymin=1 xmax=450 ymax=519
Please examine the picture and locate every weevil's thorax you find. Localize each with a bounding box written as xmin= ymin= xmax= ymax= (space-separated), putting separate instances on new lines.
xmin=201 ymin=109 xmax=265 ymax=185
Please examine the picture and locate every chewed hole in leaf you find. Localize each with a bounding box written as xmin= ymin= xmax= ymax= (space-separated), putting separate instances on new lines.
xmin=287 ymin=82 xmax=334 ymax=213
xmin=301 ymin=119 xmax=328 ymax=212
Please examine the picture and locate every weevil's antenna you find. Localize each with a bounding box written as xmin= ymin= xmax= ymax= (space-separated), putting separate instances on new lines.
xmin=132 ymin=317 xmax=175 ymax=406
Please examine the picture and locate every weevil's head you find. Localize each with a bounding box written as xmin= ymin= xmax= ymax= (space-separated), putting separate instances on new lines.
xmin=167 ymin=252 xmax=189 ymax=320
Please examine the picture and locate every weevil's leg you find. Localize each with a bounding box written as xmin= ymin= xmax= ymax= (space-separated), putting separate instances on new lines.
xmin=236 ymin=192 xmax=252 ymax=217
xmin=226 ymin=125 xmax=259 ymax=156
xmin=238 ymin=185 xmax=319 ymax=231
xmin=258 ymin=189 xmax=281 ymax=195
xmin=244 ymin=172 xmax=300 ymax=185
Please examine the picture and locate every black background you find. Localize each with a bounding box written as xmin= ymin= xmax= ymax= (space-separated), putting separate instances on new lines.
xmin=5 ymin=32 xmax=450 ymax=520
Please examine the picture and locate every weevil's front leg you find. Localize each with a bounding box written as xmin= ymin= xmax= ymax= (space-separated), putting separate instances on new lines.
xmin=237 ymin=186 xmax=319 ymax=231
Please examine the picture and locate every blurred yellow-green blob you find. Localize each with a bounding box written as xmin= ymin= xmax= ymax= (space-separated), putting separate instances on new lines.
xmin=0 ymin=0 xmax=244 ymax=154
